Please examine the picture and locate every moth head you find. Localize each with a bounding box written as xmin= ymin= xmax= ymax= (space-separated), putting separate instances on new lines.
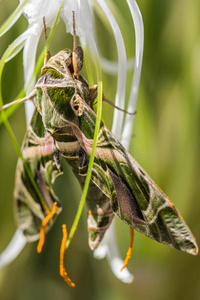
xmin=41 ymin=49 xmax=73 ymax=75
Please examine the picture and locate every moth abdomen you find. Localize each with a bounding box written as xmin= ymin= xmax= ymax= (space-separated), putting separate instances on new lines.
xmin=86 ymin=190 xmax=114 ymax=250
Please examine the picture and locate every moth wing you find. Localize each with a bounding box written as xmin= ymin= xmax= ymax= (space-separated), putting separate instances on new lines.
xmin=70 ymin=94 xmax=198 ymax=254
xmin=14 ymin=110 xmax=62 ymax=242
xmin=96 ymin=127 xmax=198 ymax=255
xmin=66 ymin=147 xmax=114 ymax=250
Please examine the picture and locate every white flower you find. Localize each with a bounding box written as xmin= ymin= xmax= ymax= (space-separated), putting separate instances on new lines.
xmin=0 ymin=0 xmax=144 ymax=283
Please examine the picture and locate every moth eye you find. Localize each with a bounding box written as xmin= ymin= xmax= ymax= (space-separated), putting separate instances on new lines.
xmin=71 ymin=94 xmax=84 ymax=116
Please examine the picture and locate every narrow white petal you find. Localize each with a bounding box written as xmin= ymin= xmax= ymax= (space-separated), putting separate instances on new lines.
xmin=58 ymin=0 xmax=93 ymax=36
xmin=23 ymin=0 xmax=60 ymax=28
xmin=94 ymin=222 xmax=134 ymax=283
xmin=95 ymin=0 xmax=127 ymax=140
xmin=0 ymin=230 xmax=27 ymax=269
xmin=23 ymin=28 xmax=42 ymax=89
xmin=23 ymin=26 xmax=42 ymax=124
xmin=93 ymin=244 xmax=108 ymax=259
xmin=109 ymin=257 xmax=134 ymax=283
xmin=5 ymin=42 xmax=25 ymax=63
xmin=121 ymin=0 xmax=144 ymax=149
xmin=100 ymin=56 xmax=134 ymax=75
xmin=4 ymin=28 xmax=33 ymax=63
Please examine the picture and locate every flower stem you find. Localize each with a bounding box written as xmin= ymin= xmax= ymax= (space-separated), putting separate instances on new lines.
xmin=0 ymin=0 xmax=30 ymax=37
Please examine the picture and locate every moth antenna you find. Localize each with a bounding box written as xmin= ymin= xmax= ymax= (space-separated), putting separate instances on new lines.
xmin=0 ymin=90 xmax=36 ymax=112
xmin=101 ymin=94 xmax=136 ymax=116
xmin=72 ymin=11 xmax=84 ymax=79
xmin=89 ymin=86 xmax=136 ymax=115
xmin=72 ymin=11 xmax=77 ymax=56
xmin=43 ymin=16 xmax=51 ymax=64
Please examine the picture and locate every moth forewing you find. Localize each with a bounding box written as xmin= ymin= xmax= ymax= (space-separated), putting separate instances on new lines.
xmin=70 ymin=99 xmax=198 ymax=255
xmin=14 ymin=110 xmax=62 ymax=242
xmin=114 ymin=151 xmax=198 ymax=255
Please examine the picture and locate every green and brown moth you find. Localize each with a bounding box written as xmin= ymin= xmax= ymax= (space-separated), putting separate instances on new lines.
xmin=0 ymin=12 xmax=198 ymax=287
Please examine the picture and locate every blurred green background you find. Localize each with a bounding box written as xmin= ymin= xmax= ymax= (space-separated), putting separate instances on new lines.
xmin=0 ymin=0 xmax=200 ymax=299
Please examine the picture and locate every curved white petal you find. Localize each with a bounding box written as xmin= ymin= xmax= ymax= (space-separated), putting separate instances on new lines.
xmin=95 ymin=0 xmax=127 ymax=140
xmin=5 ymin=42 xmax=25 ymax=63
xmin=23 ymin=27 xmax=42 ymax=90
xmin=4 ymin=27 xmax=33 ymax=63
xmin=94 ymin=221 xmax=134 ymax=284
xmin=121 ymin=0 xmax=144 ymax=149
xmin=109 ymin=257 xmax=134 ymax=283
xmin=93 ymin=243 xmax=108 ymax=259
xmin=0 ymin=230 xmax=27 ymax=269
xmin=100 ymin=56 xmax=134 ymax=75
xmin=58 ymin=0 xmax=93 ymax=37
xmin=22 ymin=0 xmax=60 ymax=28
xmin=23 ymin=26 xmax=43 ymax=124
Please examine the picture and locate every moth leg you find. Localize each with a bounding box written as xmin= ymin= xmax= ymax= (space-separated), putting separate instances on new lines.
xmin=72 ymin=11 xmax=83 ymax=79
xmin=121 ymin=227 xmax=135 ymax=271
xmin=37 ymin=202 xmax=58 ymax=253
xmin=0 ymin=90 xmax=36 ymax=112
xmin=53 ymin=143 xmax=61 ymax=171
xmin=89 ymin=85 xmax=98 ymax=104
xmin=60 ymin=224 xmax=75 ymax=287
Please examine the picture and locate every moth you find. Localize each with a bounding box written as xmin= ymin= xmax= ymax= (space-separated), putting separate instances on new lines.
xmin=2 ymin=14 xmax=198 ymax=274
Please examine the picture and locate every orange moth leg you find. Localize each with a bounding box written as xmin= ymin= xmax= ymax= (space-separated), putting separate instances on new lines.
xmin=121 ymin=227 xmax=135 ymax=271
xmin=37 ymin=202 xmax=57 ymax=253
xmin=60 ymin=224 xmax=75 ymax=287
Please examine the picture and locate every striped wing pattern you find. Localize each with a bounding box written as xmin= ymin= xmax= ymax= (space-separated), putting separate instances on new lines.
xmin=14 ymin=110 xmax=62 ymax=241
xmin=74 ymin=101 xmax=198 ymax=255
